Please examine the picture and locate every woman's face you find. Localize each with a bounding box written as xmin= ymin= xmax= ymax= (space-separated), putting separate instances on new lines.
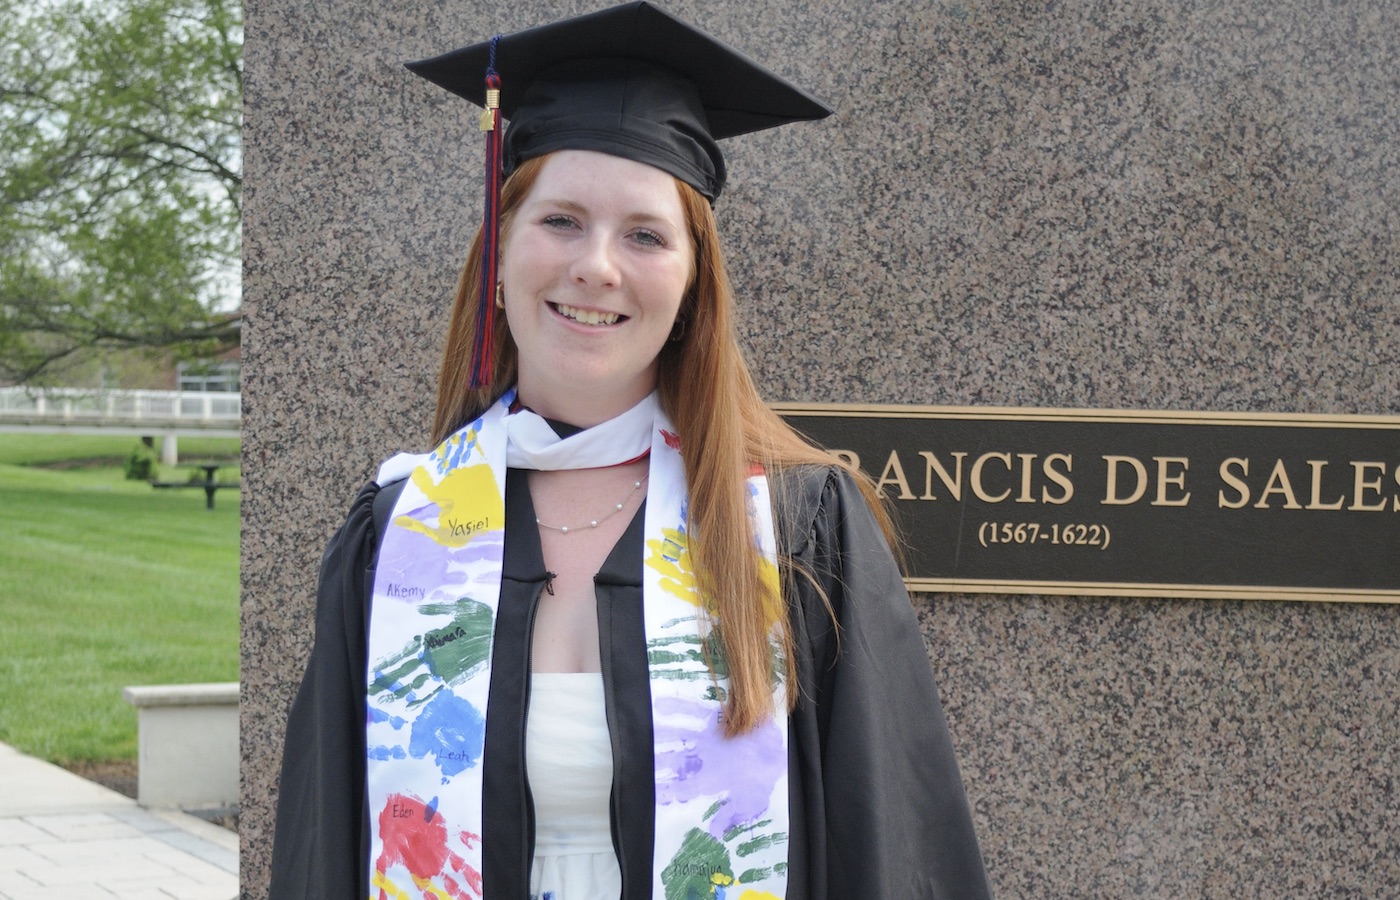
xmin=500 ymin=150 xmax=693 ymax=423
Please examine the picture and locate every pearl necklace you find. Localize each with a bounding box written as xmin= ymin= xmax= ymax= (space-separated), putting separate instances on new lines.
xmin=535 ymin=475 xmax=646 ymax=534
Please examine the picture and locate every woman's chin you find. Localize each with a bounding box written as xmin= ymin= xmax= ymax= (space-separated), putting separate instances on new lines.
xmin=515 ymin=369 xmax=660 ymax=422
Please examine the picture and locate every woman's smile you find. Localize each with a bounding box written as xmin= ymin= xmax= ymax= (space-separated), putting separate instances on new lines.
xmin=550 ymin=302 xmax=624 ymax=327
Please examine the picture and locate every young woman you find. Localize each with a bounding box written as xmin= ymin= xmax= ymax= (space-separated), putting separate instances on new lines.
xmin=270 ymin=4 xmax=990 ymax=898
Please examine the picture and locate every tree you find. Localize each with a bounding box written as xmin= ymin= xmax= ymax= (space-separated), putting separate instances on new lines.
xmin=0 ymin=0 xmax=241 ymax=385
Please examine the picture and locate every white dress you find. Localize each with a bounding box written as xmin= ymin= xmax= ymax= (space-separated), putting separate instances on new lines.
xmin=526 ymin=673 xmax=622 ymax=900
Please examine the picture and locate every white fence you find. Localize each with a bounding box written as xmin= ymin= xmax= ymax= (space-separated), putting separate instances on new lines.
xmin=0 ymin=387 xmax=241 ymax=433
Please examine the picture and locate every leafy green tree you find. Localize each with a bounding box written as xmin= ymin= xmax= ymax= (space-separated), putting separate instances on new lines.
xmin=0 ymin=0 xmax=241 ymax=385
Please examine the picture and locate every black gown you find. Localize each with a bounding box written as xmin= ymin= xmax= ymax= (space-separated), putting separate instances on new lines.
xmin=269 ymin=464 xmax=991 ymax=899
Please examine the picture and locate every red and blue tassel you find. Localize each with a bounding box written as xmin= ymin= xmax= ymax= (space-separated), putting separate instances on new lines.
xmin=470 ymin=38 xmax=503 ymax=388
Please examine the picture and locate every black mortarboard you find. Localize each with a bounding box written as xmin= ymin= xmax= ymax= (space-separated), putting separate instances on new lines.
xmin=406 ymin=0 xmax=833 ymax=202
xmin=406 ymin=1 xmax=832 ymax=387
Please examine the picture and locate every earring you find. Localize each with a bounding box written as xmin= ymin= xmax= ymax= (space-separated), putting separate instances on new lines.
xmin=495 ymin=282 xmax=505 ymax=309
xmin=669 ymin=316 xmax=688 ymax=342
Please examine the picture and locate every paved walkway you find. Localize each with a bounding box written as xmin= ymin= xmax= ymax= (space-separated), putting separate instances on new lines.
xmin=0 ymin=743 xmax=238 ymax=899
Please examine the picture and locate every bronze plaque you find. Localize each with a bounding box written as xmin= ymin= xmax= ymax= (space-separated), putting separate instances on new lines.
xmin=774 ymin=404 xmax=1400 ymax=603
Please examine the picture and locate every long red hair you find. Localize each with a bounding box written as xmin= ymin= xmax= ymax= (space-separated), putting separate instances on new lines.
xmin=432 ymin=155 xmax=893 ymax=735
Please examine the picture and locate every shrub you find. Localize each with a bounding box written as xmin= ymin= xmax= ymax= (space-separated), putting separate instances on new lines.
xmin=124 ymin=442 xmax=159 ymax=481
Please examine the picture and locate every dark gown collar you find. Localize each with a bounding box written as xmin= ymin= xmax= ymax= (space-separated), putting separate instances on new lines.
xmin=545 ymin=418 xmax=585 ymax=439
xmin=507 ymin=395 xmax=588 ymax=440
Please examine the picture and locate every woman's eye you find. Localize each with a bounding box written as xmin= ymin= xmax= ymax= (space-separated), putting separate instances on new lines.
xmin=541 ymin=214 xmax=577 ymax=230
xmin=631 ymin=229 xmax=665 ymax=247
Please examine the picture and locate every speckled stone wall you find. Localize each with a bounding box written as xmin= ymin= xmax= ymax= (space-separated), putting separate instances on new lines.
xmin=242 ymin=0 xmax=1400 ymax=896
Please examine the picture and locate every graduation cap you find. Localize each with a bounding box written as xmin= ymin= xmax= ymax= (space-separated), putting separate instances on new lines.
xmin=406 ymin=0 xmax=833 ymax=386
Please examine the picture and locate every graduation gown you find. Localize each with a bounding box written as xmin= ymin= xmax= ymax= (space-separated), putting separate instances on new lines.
xmin=269 ymin=464 xmax=991 ymax=899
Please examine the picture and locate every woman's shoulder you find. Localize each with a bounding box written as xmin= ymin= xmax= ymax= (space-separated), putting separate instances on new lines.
xmin=332 ymin=450 xmax=427 ymax=547
xmin=768 ymin=462 xmax=872 ymax=556
xmin=322 ymin=459 xmax=411 ymax=565
xmin=317 ymin=480 xmax=384 ymax=569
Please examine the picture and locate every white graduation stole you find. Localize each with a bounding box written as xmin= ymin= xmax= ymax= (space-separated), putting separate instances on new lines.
xmin=364 ymin=390 xmax=790 ymax=900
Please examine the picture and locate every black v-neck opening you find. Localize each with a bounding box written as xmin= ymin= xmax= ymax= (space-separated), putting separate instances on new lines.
xmin=502 ymin=468 xmax=645 ymax=586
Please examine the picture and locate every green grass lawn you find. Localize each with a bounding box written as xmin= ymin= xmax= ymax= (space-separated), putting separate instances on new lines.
xmin=0 ymin=434 xmax=240 ymax=763
xmin=0 ymin=433 xmax=239 ymax=467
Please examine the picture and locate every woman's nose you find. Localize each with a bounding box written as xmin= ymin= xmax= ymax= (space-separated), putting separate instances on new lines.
xmin=570 ymin=233 xmax=620 ymax=288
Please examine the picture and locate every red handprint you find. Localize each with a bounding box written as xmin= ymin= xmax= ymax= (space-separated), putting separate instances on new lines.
xmin=374 ymin=793 xmax=483 ymax=900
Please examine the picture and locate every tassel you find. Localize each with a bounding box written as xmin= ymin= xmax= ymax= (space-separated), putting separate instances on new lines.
xmin=470 ymin=38 xmax=503 ymax=388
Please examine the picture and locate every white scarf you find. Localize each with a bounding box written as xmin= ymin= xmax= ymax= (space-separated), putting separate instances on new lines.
xmin=364 ymin=390 xmax=790 ymax=899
